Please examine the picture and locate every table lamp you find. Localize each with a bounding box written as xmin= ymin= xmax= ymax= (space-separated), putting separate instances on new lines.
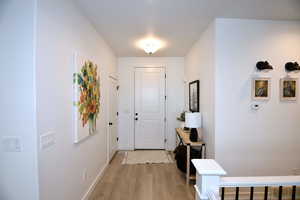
xmin=185 ymin=112 xmax=202 ymax=142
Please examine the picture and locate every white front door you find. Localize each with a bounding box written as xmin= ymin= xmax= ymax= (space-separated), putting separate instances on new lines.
xmin=134 ymin=67 xmax=166 ymax=149
xmin=108 ymin=77 xmax=118 ymax=161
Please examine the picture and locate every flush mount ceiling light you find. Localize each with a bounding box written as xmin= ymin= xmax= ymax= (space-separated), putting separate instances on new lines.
xmin=137 ymin=38 xmax=164 ymax=55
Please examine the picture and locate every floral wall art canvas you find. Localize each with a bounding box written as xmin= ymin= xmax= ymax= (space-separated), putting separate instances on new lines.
xmin=73 ymin=54 xmax=100 ymax=143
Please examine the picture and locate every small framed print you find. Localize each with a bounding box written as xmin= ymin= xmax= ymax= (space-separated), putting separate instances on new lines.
xmin=252 ymin=77 xmax=271 ymax=100
xmin=280 ymin=78 xmax=297 ymax=101
xmin=189 ymin=80 xmax=199 ymax=112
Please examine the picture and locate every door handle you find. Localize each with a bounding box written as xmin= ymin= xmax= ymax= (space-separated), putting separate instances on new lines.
xmin=109 ymin=122 xmax=113 ymax=126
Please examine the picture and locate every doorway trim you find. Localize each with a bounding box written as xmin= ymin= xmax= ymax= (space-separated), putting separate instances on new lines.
xmin=107 ymin=75 xmax=118 ymax=163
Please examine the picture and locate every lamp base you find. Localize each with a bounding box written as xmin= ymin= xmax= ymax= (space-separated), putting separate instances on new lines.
xmin=189 ymin=128 xmax=198 ymax=142
xmin=183 ymin=127 xmax=189 ymax=131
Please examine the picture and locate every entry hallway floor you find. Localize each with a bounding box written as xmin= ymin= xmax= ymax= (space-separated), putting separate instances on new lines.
xmin=89 ymin=151 xmax=195 ymax=200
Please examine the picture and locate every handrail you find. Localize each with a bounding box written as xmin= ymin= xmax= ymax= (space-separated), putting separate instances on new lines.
xmin=220 ymin=176 xmax=300 ymax=187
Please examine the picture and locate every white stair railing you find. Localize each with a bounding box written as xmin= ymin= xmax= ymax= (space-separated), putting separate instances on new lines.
xmin=192 ymin=159 xmax=300 ymax=200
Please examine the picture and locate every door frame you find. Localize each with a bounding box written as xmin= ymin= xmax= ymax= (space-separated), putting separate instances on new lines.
xmin=107 ymin=75 xmax=118 ymax=163
xmin=133 ymin=66 xmax=167 ymax=150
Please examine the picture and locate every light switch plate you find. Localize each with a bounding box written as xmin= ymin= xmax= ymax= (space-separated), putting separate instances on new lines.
xmin=40 ymin=132 xmax=55 ymax=150
xmin=1 ymin=136 xmax=22 ymax=152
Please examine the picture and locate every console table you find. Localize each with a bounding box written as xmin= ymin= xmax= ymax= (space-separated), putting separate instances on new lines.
xmin=175 ymin=128 xmax=206 ymax=184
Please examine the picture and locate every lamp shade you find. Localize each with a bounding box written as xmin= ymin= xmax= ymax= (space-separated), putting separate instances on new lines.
xmin=185 ymin=112 xmax=202 ymax=128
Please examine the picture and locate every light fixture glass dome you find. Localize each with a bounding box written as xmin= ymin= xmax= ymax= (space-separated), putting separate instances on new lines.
xmin=143 ymin=42 xmax=160 ymax=54
xmin=137 ymin=38 xmax=164 ymax=55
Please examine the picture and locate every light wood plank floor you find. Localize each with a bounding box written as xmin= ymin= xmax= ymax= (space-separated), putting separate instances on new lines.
xmin=89 ymin=151 xmax=195 ymax=200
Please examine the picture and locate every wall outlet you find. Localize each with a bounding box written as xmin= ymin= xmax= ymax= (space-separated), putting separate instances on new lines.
xmin=1 ymin=136 xmax=22 ymax=152
xmin=40 ymin=132 xmax=55 ymax=150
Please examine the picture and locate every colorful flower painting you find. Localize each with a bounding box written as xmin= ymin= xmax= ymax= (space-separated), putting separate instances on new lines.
xmin=73 ymin=54 xmax=100 ymax=143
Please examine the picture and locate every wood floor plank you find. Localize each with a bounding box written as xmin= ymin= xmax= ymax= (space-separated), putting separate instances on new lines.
xmin=89 ymin=152 xmax=194 ymax=200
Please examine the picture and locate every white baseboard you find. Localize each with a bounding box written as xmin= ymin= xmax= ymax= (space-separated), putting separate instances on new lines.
xmin=81 ymin=163 xmax=109 ymax=200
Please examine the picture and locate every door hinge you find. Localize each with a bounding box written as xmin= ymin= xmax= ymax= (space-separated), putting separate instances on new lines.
xmin=165 ymin=96 xmax=167 ymax=100
xmin=164 ymin=139 xmax=167 ymax=143
xmin=116 ymin=112 xmax=119 ymax=116
xmin=116 ymin=85 xmax=119 ymax=90
xmin=165 ymin=74 xmax=166 ymax=79
xmin=164 ymin=118 xmax=166 ymax=122
xmin=117 ymin=137 xmax=119 ymax=141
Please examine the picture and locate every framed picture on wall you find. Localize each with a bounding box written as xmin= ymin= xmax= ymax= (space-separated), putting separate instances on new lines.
xmin=252 ymin=77 xmax=270 ymax=100
xmin=280 ymin=77 xmax=298 ymax=101
xmin=189 ymin=80 xmax=199 ymax=112
xmin=73 ymin=53 xmax=101 ymax=143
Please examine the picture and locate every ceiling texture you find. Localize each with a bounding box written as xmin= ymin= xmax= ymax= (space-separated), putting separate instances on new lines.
xmin=75 ymin=0 xmax=300 ymax=57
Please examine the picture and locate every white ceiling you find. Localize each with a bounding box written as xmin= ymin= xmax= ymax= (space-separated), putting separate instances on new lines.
xmin=75 ymin=0 xmax=300 ymax=57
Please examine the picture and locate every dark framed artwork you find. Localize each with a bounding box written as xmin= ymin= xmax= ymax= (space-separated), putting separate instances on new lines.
xmin=280 ymin=78 xmax=297 ymax=101
xmin=252 ymin=77 xmax=270 ymax=101
xmin=189 ymin=80 xmax=199 ymax=112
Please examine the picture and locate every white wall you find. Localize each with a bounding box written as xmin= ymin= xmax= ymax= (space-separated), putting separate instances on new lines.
xmin=215 ymin=19 xmax=300 ymax=176
xmin=184 ymin=22 xmax=216 ymax=158
xmin=35 ymin=0 xmax=117 ymax=199
xmin=0 ymin=1 xmax=39 ymax=200
xmin=118 ymin=57 xmax=185 ymax=150
xmin=185 ymin=19 xmax=300 ymax=176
